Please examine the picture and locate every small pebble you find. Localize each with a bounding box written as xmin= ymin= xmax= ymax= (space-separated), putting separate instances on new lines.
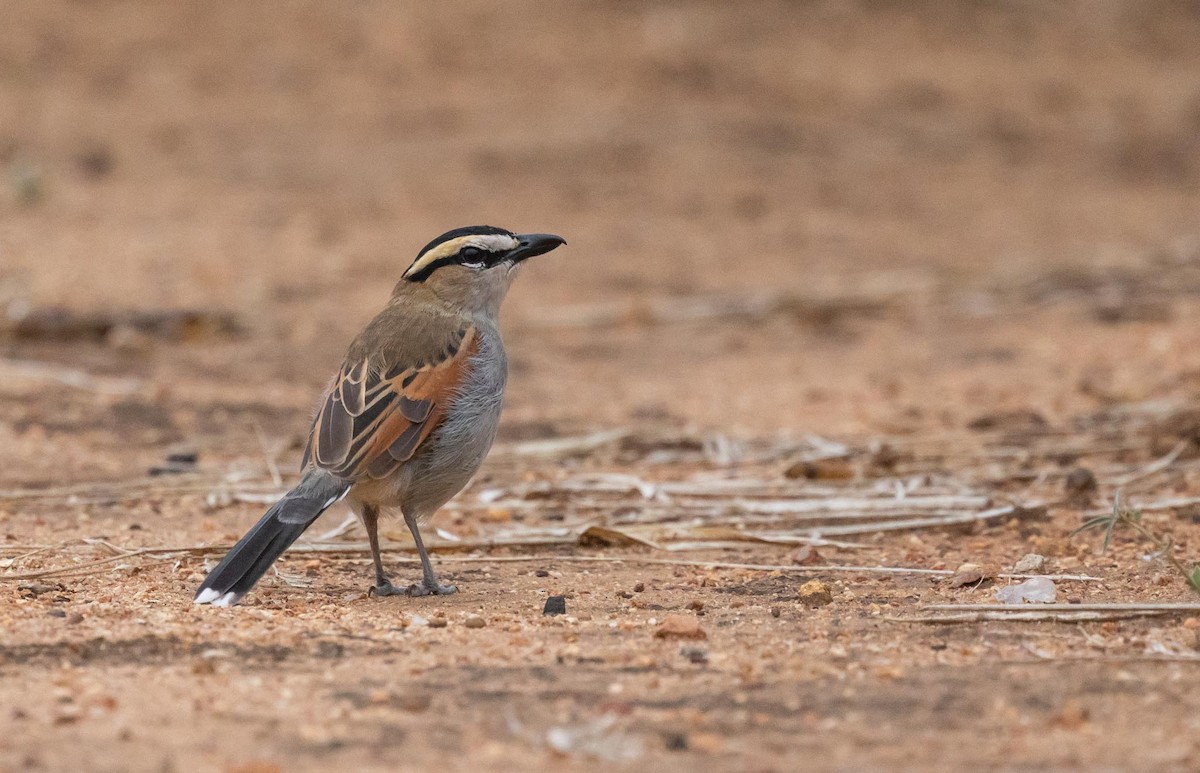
xmin=535 ymin=569 xmax=550 ymax=578
xmin=633 ymin=582 xmax=645 ymax=593
xmin=543 ymin=595 xmax=567 ymax=616
xmin=664 ymin=732 xmax=688 ymax=751
xmin=798 ymin=579 xmax=833 ymax=607
xmin=1013 ymin=553 xmax=1046 ymax=574
xmin=655 ymin=614 xmax=706 ymax=640
xmin=790 ymin=545 xmax=824 ymax=566
xmin=66 ymin=612 xmax=84 ymax=625
xmin=948 ymin=565 xmax=987 ymax=588
xmin=1065 ymin=467 xmax=1098 ymax=496
xmin=464 ymin=615 xmax=486 ymax=629
xmin=47 ymin=609 xmax=66 ymax=618
xmin=770 ymin=606 xmax=781 ymax=618
xmin=427 ymin=616 xmax=448 ymax=628
xmin=687 ymin=600 xmax=705 ymax=611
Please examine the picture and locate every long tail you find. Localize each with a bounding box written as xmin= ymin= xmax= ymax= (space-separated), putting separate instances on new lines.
xmin=194 ymin=470 xmax=350 ymax=607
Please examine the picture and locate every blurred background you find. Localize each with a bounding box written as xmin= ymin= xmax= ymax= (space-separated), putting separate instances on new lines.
xmin=7 ymin=4 xmax=1200 ymax=769
xmin=3 ymin=0 xmax=1200 ymax=473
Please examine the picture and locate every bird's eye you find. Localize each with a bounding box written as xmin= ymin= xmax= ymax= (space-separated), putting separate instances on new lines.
xmin=459 ymin=246 xmax=486 ymax=267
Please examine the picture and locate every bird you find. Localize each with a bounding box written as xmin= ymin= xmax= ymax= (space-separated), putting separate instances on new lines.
xmin=194 ymin=225 xmax=566 ymax=607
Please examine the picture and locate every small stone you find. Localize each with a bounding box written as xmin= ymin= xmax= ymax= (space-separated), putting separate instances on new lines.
xmin=464 ymin=615 xmax=486 ymax=629
xmin=797 ymin=579 xmax=833 ymax=607
xmin=66 ymin=612 xmax=84 ymax=625
xmin=1183 ymin=617 xmax=1200 ymax=630
xmin=1013 ymin=553 xmax=1046 ymax=574
xmin=543 ymin=595 xmax=567 ymax=616
xmin=948 ymin=563 xmax=991 ymax=588
xmin=633 ymin=582 xmax=645 ymax=593
xmin=655 ymin=614 xmax=707 ymax=639
xmin=995 ymin=577 xmax=1057 ymax=604
xmin=47 ymin=609 xmax=66 ymax=618
xmin=686 ymin=600 xmax=705 ymax=612
xmin=535 ymin=569 xmax=550 ymax=577
xmin=18 ymin=582 xmax=60 ymax=598
xmin=681 ymin=647 xmax=708 ymax=664
xmin=790 ymin=545 xmax=824 ymax=565
xmin=427 ymin=616 xmax=448 ymax=628
xmin=664 ymin=732 xmax=688 ymax=751
xmin=1064 ymin=467 xmax=1097 ymax=497
xmin=770 ymin=606 xmax=781 ymax=618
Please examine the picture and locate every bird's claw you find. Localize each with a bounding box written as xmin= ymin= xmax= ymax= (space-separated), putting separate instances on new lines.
xmin=369 ymin=580 xmax=406 ymax=597
xmin=370 ymin=579 xmax=457 ymax=597
xmin=405 ymin=581 xmax=458 ymax=597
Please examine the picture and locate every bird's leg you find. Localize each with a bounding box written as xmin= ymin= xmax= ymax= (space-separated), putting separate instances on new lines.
xmin=362 ymin=504 xmax=405 ymax=597
xmin=402 ymin=510 xmax=457 ymax=596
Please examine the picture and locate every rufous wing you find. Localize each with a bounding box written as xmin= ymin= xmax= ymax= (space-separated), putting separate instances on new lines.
xmin=301 ymin=327 xmax=476 ymax=480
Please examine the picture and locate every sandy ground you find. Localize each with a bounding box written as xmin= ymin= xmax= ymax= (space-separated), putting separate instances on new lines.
xmin=4 ymin=1 xmax=1200 ymax=770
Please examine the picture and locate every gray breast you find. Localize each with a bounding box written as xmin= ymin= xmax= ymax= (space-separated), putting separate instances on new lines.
xmin=401 ymin=323 xmax=507 ymax=518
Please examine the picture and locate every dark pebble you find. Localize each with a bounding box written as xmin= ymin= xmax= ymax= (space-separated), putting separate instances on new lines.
xmin=664 ymin=732 xmax=688 ymax=752
xmin=76 ymin=147 xmax=114 ymax=179
xmin=47 ymin=609 xmax=66 ymax=618
xmin=1065 ymin=467 xmax=1097 ymax=495
xmin=543 ymin=595 xmax=567 ymax=616
xmin=535 ymin=569 xmax=550 ymax=578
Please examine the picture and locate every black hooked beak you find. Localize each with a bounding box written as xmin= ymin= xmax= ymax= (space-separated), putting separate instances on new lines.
xmin=507 ymin=233 xmax=566 ymax=264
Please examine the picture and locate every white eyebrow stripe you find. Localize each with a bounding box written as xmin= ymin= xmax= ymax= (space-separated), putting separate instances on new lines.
xmin=467 ymin=234 xmax=520 ymax=252
xmin=403 ymin=234 xmax=520 ymax=278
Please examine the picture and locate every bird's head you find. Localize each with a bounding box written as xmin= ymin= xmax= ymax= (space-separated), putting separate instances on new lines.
xmin=397 ymin=225 xmax=565 ymax=315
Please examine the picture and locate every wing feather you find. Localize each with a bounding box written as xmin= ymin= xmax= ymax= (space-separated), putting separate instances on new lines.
xmin=304 ymin=326 xmax=477 ymax=481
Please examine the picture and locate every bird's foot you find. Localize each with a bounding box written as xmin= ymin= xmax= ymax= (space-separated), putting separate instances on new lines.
xmin=369 ymin=579 xmax=408 ymax=597
xmin=405 ymin=580 xmax=458 ymax=597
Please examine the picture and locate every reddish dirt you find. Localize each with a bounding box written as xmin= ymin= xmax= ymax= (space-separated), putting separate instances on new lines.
xmin=4 ymin=2 xmax=1200 ymax=771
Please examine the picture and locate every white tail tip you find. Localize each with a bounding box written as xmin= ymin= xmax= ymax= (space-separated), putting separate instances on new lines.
xmin=194 ymin=588 xmax=241 ymax=607
xmin=194 ymin=587 xmax=221 ymax=605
